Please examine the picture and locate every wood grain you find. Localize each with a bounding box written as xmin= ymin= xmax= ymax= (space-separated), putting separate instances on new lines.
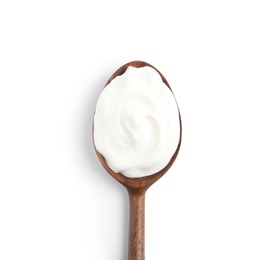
xmin=93 ymin=61 xmax=182 ymax=260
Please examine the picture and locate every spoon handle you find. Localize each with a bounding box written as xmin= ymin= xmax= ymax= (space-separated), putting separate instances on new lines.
xmin=128 ymin=188 xmax=146 ymax=260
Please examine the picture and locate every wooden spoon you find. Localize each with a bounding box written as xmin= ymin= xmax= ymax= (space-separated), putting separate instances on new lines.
xmin=92 ymin=61 xmax=182 ymax=260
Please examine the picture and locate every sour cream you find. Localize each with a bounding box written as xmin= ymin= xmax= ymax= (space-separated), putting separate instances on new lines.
xmin=93 ymin=66 xmax=180 ymax=178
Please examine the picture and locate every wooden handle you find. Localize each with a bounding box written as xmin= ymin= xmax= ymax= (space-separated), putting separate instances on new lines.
xmin=128 ymin=188 xmax=146 ymax=260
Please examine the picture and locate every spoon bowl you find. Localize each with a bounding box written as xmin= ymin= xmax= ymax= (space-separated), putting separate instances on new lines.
xmin=93 ymin=61 xmax=182 ymax=260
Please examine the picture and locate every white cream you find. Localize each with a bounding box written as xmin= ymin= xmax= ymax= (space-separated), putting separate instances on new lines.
xmin=93 ymin=66 xmax=180 ymax=178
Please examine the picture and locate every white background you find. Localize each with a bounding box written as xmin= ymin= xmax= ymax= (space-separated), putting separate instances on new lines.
xmin=0 ymin=0 xmax=267 ymax=259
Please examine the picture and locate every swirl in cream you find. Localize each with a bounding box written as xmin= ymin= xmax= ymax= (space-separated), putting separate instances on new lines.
xmin=93 ymin=66 xmax=180 ymax=178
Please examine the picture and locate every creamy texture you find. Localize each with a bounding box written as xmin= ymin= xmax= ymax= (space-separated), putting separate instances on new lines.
xmin=93 ymin=66 xmax=180 ymax=178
